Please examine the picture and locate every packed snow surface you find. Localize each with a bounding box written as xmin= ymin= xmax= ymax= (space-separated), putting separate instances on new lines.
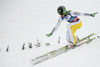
xmin=0 ymin=0 xmax=100 ymax=67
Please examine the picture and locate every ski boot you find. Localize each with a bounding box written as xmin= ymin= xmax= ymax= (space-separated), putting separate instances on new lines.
xmin=66 ymin=41 xmax=76 ymax=49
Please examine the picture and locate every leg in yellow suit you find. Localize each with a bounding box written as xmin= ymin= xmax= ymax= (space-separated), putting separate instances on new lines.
xmin=66 ymin=20 xmax=82 ymax=45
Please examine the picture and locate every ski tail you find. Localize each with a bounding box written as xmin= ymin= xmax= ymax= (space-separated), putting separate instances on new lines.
xmin=76 ymin=33 xmax=95 ymax=43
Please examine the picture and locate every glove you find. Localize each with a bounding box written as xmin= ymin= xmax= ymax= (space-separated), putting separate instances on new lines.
xmin=46 ymin=33 xmax=52 ymax=37
xmin=91 ymin=12 xmax=98 ymax=17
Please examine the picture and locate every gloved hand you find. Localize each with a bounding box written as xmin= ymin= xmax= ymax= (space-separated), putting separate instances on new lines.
xmin=46 ymin=33 xmax=52 ymax=37
xmin=91 ymin=12 xmax=98 ymax=17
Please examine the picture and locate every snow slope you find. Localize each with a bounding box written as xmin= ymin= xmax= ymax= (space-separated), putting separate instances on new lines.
xmin=0 ymin=37 xmax=100 ymax=67
xmin=0 ymin=0 xmax=100 ymax=67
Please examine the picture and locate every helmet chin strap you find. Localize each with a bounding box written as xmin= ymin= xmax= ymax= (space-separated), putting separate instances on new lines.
xmin=64 ymin=14 xmax=67 ymax=16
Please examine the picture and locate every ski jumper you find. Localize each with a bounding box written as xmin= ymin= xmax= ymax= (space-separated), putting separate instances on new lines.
xmin=51 ymin=10 xmax=92 ymax=45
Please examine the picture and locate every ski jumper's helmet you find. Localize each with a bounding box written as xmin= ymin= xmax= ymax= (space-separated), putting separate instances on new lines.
xmin=57 ymin=6 xmax=67 ymax=15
